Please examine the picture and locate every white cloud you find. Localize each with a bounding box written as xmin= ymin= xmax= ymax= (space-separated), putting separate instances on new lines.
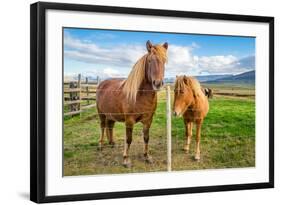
xmin=64 ymin=34 xmax=145 ymax=67
xmin=197 ymin=55 xmax=238 ymax=73
xmin=64 ymin=33 xmax=255 ymax=77
xmin=103 ymin=67 xmax=124 ymax=78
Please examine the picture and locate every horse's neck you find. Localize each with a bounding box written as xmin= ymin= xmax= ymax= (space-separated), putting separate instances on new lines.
xmin=140 ymin=80 xmax=152 ymax=89
xmin=139 ymin=80 xmax=156 ymax=98
xmin=189 ymin=94 xmax=205 ymax=110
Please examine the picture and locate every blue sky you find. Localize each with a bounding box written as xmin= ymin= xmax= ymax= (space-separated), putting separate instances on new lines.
xmin=64 ymin=28 xmax=255 ymax=79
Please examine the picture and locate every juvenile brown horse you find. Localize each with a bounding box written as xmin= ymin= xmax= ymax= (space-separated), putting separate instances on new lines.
xmin=173 ymin=76 xmax=209 ymax=161
xmin=96 ymin=40 xmax=168 ymax=167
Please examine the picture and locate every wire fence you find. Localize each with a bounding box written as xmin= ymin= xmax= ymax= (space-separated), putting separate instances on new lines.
xmin=63 ymin=78 xmax=255 ymax=176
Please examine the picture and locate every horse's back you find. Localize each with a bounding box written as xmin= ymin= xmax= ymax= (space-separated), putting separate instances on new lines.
xmin=97 ymin=78 xmax=123 ymax=89
xmin=97 ymin=78 xmax=124 ymax=96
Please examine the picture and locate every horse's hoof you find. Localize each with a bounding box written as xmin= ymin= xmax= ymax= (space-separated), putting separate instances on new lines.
xmin=144 ymin=155 xmax=153 ymax=164
xmin=194 ymin=155 xmax=201 ymax=161
xmin=109 ymin=141 xmax=115 ymax=148
xmin=183 ymin=145 xmax=190 ymax=152
xmin=97 ymin=146 xmax=103 ymax=151
xmin=183 ymin=148 xmax=190 ymax=153
xmin=123 ymin=158 xmax=132 ymax=168
xmin=123 ymin=162 xmax=132 ymax=168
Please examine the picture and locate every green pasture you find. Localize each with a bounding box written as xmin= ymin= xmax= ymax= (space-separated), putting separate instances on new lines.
xmin=63 ymin=85 xmax=255 ymax=176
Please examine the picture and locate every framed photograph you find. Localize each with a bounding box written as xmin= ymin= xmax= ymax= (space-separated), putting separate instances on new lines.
xmin=30 ymin=2 xmax=274 ymax=203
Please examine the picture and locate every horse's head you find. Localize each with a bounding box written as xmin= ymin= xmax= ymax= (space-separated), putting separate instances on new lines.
xmin=145 ymin=40 xmax=168 ymax=90
xmin=173 ymin=75 xmax=196 ymax=117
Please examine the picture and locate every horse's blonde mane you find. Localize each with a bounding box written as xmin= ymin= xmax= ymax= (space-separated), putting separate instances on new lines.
xmin=122 ymin=45 xmax=167 ymax=103
xmin=175 ymin=76 xmax=205 ymax=99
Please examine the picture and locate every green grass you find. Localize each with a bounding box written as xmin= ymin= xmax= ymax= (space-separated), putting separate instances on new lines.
xmin=64 ymin=86 xmax=255 ymax=176
xmin=171 ymin=97 xmax=255 ymax=138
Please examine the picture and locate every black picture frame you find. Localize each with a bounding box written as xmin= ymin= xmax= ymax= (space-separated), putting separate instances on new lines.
xmin=30 ymin=2 xmax=274 ymax=203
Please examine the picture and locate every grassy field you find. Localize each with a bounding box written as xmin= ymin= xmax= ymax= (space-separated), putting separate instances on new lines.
xmin=63 ymin=84 xmax=255 ymax=176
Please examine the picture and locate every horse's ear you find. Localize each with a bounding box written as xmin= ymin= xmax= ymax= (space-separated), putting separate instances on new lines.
xmin=146 ymin=40 xmax=152 ymax=52
xmin=183 ymin=75 xmax=188 ymax=84
xmin=163 ymin=42 xmax=168 ymax=50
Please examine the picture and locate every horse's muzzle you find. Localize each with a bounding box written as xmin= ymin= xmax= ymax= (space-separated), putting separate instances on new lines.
xmin=152 ymin=80 xmax=163 ymax=90
xmin=173 ymin=110 xmax=182 ymax=117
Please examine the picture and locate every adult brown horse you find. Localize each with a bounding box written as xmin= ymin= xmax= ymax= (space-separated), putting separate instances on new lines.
xmin=173 ymin=76 xmax=209 ymax=161
xmin=96 ymin=40 xmax=168 ymax=167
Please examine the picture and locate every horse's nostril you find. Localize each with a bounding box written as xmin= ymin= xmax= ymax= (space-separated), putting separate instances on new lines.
xmin=153 ymin=80 xmax=162 ymax=87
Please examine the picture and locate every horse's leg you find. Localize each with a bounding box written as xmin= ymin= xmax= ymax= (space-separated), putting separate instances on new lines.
xmin=143 ymin=120 xmax=153 ymax=163
xmin=184 ymin=121 xmax=193 ymax=153
xmin=98 ymin=114 xmax=106 ymax=150
xmin=105 ymin=119 xmax=110 ymax=143
xmin=123 ymin=119 xmax=134 ymax=167
xmin=107 ymin=120 xmax=115 ymax=147
xmin=195 ymin=122 xmax=202 ymax=161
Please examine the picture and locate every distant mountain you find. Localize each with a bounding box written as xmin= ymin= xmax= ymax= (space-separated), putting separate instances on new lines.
xmin=205 ymin=70 xmax=255 ymax=84
xmin=164 ymin=70 xmax=255 ymax=84
xmin=195 ymin=74 xmax=233 ymax=82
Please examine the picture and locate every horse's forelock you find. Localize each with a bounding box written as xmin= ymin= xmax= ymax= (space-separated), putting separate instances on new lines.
xmin=152 ymin=45 xmax=168 ymax=63
xmin=175 ymin=76 xmax=186 ymax=91
xmin=175 ymin=76 xmax=204 ymax=98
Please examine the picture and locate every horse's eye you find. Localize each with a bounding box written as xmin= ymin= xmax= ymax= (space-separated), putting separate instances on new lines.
xmin=180 ymin=90 xmax=184 ymax=94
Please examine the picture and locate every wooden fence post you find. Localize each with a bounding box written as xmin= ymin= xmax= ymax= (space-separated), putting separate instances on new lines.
xmin=85 ymin=77 xmax=89 ymax=105
xmin=78 ymin=74 xmax=81 ymax=117
xmin=166 ymin=85 xmax=172 ymax=172
xmin=63 ymin=74 xmax=97 ymax=117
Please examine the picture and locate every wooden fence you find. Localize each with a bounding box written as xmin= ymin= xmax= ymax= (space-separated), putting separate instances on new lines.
xmin=64 ymin=74 xmax=100 ymax=116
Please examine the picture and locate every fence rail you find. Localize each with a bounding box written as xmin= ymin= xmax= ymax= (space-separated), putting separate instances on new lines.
xmin=64 ymin=74 xmax=99 ymax=117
